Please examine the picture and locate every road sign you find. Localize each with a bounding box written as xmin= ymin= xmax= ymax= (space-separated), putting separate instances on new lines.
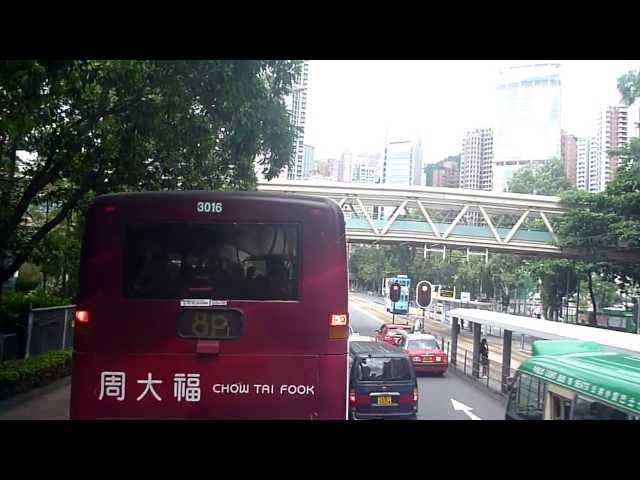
xmin=440 ymin=287 xmax=454 ymax=299
xmin=416 ymin=281 xmax=433 ymax=309
xmin=461 ymin=292 xmax=471 ymax=302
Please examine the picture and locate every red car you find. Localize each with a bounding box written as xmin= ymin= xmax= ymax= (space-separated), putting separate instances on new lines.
xmin=396 ymin=333 xmax=448 ymax=375
xmin=375 ymin=324 xmax=412 ymax=346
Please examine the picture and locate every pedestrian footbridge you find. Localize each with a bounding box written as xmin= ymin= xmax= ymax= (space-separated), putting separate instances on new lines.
xmin=258 ymin=181 xmax=563 ymax=256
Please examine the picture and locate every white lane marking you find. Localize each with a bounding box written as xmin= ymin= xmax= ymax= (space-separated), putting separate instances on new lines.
xmin=450 ymin=398 xmax=482 ymax=420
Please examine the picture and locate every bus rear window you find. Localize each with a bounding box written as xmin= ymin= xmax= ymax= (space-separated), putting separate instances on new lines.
xmin=123 ymin=223 xmax=299 ymax=300
xmin=357 ymin=357 xmax=412 ymax=382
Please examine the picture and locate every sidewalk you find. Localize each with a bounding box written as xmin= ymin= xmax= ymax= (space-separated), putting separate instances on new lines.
xmin=0 ymin=376 xmax=71 ymax=420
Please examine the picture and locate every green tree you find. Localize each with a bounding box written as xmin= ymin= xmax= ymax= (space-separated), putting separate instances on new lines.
xmin=617 ymin=69 xmax=640 ymax=107
xmin=15 ymin=262 xmax=42 ymax=293
xmin=0 ymin=60 xmax=301 ymax=287
xmin=506 ymin=158 xmax=573 ymax=196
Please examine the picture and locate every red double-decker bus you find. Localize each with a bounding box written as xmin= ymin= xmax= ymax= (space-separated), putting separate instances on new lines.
xmin=69 ymin=191 xmax=349 ymax=420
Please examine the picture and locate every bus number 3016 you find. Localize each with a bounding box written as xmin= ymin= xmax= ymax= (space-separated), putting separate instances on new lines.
xmin=197 ymin=201 xmax=223 ymax=213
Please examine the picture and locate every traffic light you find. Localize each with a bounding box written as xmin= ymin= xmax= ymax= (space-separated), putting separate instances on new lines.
xmin=416 ymin=281 xmax=432 ymax=308
xmin=389 ymin=282 xmax=401 ymax=303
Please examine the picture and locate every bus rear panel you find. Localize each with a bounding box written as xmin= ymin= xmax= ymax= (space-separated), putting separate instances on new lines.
xmin=70 ymin=192 xmax=348 ymax=420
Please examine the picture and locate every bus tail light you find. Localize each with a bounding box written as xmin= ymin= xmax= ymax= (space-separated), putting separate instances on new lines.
xmin=75 ymin=310 xmax=90 ymax=323
xmin=349 ymin=389 xmax=356 ymax=404
xmin=74 ymin=309 xmax=92 ymax=338
xmin=329 ymin=313 xmax=348 ymax=339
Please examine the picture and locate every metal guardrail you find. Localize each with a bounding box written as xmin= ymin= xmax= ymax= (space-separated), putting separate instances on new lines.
xmin=0 ymin=305 xmax=78 ymax=361
xmin=24 ymin=305 xmax=76 ymax=358
xmin=450 ymin=344 xmax=516 ymax=396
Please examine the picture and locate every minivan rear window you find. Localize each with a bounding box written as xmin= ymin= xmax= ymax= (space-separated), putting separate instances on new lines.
xmin=123 ymin=223 xmax=299 ymax=300
xmin=356 ymin=357 xmax=412 ymax=382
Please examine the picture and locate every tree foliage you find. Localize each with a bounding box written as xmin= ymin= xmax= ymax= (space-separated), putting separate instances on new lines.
xmin=0 ymin=60 xmax=301 ymax=286
xmin=506 ymin=158 xmax=573 ymax=196
xmin=617 ymin=69 xmax=640 ymax=107
xmin=558 ymin=139 xmax=640 ymax=290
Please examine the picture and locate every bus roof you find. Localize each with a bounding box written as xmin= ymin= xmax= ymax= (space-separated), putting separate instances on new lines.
xmin=520 ymin=341 xmax=640 ymax=415
xmin=94 ymin=190 xmax=341 ymax=209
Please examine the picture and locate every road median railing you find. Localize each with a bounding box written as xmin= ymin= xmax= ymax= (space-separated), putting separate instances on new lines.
xmin=440 ymin=337 xmax=517 ymax=397
xmin=1 ymin=305 xmax=76 ymax=362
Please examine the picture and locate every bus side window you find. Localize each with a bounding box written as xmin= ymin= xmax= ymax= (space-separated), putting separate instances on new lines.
xmin=507 ymin=373 xmax=544 ymax=420
xmin=573 ymin=395 xmax=631 ymax=420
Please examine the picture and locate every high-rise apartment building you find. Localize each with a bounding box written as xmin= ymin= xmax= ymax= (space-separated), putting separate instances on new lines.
xmin=561 ymin=130 xmax=578 ymax=185
xmin=302 ymin=144 xmax=315 ymax=178
xmin=425 ymin=155 xmax=460 ymax=188
xmin=277 ymin=61 xmax=309 ymax=181
xmin=576 ymin=137 xmax=597 ymax=191
xmin=494 ymin=64 xmax=561 ymax=192
xmin=596 ymin=106 xmax=629 ymax=191
xmin=382 ymin=137 xmax=423 ymax=186
xmin=351 ymin=153 xmax=380 ymax=184
xmin=459 ymin=128 xmax=493 ymax=191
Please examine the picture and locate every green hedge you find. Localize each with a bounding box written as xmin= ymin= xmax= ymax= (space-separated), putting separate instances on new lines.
xmin=0 ymin=348 xmax=73 ymax=400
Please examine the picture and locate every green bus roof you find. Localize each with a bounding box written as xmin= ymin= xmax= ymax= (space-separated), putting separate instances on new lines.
xmin=531 ymin=340 xmax=604 ymax=356
xmin=520 ymin=341 xmax=640 ymax=415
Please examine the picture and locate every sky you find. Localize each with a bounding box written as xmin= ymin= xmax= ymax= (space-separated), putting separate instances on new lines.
xmin=303 ymin=60 xmax=640 ymax=164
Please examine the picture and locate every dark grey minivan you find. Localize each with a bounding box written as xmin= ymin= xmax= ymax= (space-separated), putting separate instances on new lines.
xmin=348 ymin=340 xmax=418 ymax=420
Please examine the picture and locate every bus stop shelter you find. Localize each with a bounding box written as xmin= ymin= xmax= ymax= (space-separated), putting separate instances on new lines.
xmin=447 ymin=308 xmax=640 ymax=393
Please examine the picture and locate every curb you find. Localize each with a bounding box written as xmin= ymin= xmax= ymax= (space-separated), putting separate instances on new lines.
xmin=0 ymin=375 xmax=71 ymax=413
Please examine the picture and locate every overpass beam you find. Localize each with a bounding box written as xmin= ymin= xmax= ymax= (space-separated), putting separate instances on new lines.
xmin=501 ymin=329 xmax=513 ymax=394
xmin=472 ymin=321 xmax=481 ymax=378
xmin=443 ymin=205 xmax=469 ymax=239
xmin=539 ymin=211 xmax=559 ymax=244
xmin=505 ymin=210 xmax=530 ymax=243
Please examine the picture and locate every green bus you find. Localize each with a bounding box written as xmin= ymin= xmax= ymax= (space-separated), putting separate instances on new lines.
xmin=506 ymin=340 xmax=640 ymax=420
xmin=576 ymin=308 xmax=637 ymax=333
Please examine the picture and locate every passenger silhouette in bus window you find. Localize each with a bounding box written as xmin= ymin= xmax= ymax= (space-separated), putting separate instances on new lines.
xmin=136 ymin=240 xmax=166 ymax=295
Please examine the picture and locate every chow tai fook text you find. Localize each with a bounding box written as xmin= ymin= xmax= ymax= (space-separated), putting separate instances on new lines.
xmin=97 ymin=371 xmax=316 ymax=403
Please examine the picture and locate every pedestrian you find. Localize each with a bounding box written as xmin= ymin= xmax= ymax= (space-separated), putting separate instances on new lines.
xmin=413 ymin=317 xmax=422 ymax=333
xmin=480 ymin=338 xmax=489 ymax=378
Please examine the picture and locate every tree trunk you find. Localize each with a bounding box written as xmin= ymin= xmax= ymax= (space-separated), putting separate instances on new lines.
xmin=587 ymin=271 xmax=597 ymax=327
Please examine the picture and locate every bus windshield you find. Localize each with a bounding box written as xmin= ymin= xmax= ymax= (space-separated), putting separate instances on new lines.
xmin=124 ymin=223 xmax=299 ymax=300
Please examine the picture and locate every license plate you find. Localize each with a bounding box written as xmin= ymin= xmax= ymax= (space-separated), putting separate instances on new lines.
xmin=376 ymin=395 xmax=393 ymax=406
xmin=424 ymin=356 xmax=432 ymax=362
xmin=177 ymin=309 xmax=243 ymax=339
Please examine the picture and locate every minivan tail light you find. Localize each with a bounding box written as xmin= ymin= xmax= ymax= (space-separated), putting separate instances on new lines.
xmin=349 ymin=389 xmax=356 ymax=404
xmin=413 ymin=387 xmax=419 ymax=402
xmin=75 ymin=310 xmax=90 ymax=323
